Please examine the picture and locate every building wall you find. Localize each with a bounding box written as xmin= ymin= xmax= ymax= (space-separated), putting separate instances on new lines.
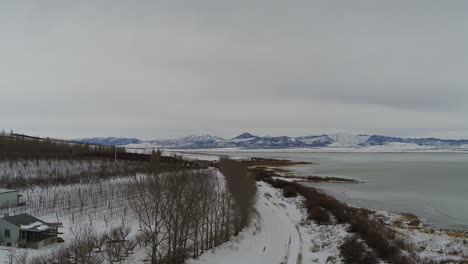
xmin=0 ymin=192 xmax=18 ymax=207
xmin=0 ymin=219 xmax=20 ymax=244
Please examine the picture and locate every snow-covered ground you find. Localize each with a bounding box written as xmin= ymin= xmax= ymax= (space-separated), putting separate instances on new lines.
xmin=188 ymin=181 xmax=349 ymax=264
xmin=374 ymin=210 xmax=468 ymax=262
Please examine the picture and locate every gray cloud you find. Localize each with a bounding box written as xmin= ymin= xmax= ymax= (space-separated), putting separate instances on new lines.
xmin=1 ymin=1 xmax=468 ymax=139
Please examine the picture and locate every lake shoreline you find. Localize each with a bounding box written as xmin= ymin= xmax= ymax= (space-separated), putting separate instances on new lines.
xmin=248 ymin=162 xmax=468 ymax=261
xmin=249 ymin=158 xmax=468 ymax=233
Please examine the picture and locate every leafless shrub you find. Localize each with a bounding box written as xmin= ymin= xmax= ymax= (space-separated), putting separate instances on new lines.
xmin=283 ymin=185 xmax=298 ymax=198
xmin=340 ymin=235 xmax=377 ymax=264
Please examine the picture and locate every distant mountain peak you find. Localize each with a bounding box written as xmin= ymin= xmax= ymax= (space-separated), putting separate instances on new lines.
xmin=233 ymin=132 xmax=257 ymax=139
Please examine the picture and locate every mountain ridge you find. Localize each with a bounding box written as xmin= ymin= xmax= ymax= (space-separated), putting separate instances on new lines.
xmin=73 ymin=133 xmax=468 ymax=150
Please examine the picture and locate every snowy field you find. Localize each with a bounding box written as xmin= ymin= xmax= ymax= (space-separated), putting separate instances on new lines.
xmin=0 ymin=176 xmax=139 ymax=262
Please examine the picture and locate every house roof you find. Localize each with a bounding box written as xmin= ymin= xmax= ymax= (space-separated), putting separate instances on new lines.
xmin=0 ymin=189 xmax=17 ymax=194
xmin=1 ymin=213 xmax=61 ymax=231
xmin=2 ymin=213 xmax=40 ymax=227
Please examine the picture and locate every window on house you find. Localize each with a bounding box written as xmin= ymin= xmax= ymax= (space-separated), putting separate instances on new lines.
xmin=4 ymin=229 xmax=10 ymax=238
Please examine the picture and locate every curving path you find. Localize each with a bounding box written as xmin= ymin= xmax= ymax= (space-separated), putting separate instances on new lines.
xmin=188 ymin=182 xmax=302 ymax=264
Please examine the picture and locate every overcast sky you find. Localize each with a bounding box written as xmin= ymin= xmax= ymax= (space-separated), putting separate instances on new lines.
xmin=1 ymin=1 xmax=468 ymax=140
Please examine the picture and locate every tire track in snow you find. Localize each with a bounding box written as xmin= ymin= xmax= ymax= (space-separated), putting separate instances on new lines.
xmin=263 ymin=194 xmax=301 ymax=264
xmin=188 ymin=182 xmax=302 ymax=264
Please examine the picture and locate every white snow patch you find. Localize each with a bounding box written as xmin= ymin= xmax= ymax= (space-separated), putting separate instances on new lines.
xmin=20 ymin=221 xmax=50 ymax=231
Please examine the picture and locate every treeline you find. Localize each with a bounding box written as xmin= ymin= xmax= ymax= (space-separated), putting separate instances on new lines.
xmin=219 ymin=158 xmax=257 ymax=234
xmin=0 ymin=131 xmax=125 ymax=160
xmin=0 ymin=155 xmax=201 ymax=191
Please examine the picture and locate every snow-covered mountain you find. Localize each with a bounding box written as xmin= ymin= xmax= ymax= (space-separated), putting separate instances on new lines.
xmin=148 ymin=135 xmax=238 ymax=149
xmin=328 ymin=133 xmax=371 ymax=147
xmin=75 ymin=133 xmax=468 ymax=151
xmin=73 ymin=137 xmax=142 ymax=146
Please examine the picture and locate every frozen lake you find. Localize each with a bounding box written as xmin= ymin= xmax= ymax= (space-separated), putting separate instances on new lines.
xmin=204 ymin=151 xmax=468 ymax=230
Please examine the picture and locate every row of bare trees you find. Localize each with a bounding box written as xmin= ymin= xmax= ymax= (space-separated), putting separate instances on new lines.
xmin=0 ymin=159 xmax=152 ymax=190
xmin=129 ymin=161 xmax=257 ymax=264
xmin=129 ymin=170 xmax=231 ymax=263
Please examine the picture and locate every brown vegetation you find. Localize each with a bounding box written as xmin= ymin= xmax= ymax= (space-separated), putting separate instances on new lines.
xmin=249 ymin=166 xmax=358 ymax=183
xmin=340 ymin=235 xmax=377 ymax=264
xmin=300 ymin=175 xmax=359 ymax=183
xmin=240 ymin=158 xmax=316 ymax=167
xmin=283 ymin=185 xmax=298 ymax=198
xmin=219 ymin=158 xmax=257 ymax=234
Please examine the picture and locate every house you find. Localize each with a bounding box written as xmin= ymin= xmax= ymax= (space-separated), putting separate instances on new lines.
xmin=0 ymin=213 xmax=62 ymax=249
xmin=0 ymin=189 xmax=22 ymax=208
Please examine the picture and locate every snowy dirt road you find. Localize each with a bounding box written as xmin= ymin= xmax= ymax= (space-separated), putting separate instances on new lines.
xmin=188 ymin=182 xmax=304 ymax=264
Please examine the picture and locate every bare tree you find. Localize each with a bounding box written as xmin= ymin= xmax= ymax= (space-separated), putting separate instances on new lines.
xmin=68 ymin=225 xmax=97 ymax=263
xmin=4 ymin=248 xmax=27 ymax=264
xmin=129 ymin=175 xmax=166 ymax=263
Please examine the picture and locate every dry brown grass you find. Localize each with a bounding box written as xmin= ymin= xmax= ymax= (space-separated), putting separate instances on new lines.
xmin=401 ymin=213 xmax=422 ymax=227
xmin=391 ymin=213 xmax=468 ymax=241
xmin=392 ymin=213 xmax=423 ymax=229
xmin=446 ymin=230 xmax=468 ymax=239
xmin=241 ymin=158 xmax=317 ymax=167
